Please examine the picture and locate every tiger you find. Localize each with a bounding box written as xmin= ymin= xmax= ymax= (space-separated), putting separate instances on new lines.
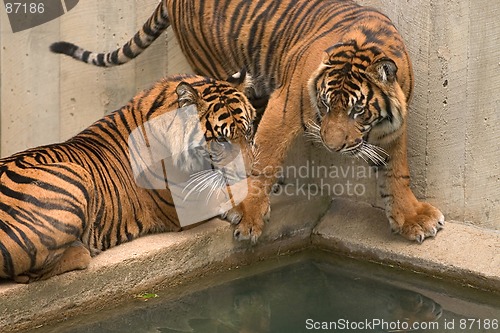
xmin=0 ymin=71 xmax=256 ymax=283
xmin=50 ymin=0 xmax=445 ymax=244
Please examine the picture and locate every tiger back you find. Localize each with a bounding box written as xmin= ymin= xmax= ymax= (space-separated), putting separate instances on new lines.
xmin=0 ymin=72 xmax=256 ymax=283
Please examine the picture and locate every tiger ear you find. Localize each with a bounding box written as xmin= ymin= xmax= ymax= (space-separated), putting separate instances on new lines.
xmin=226 ymin=67 xmax=253 ymax=92
xmin=226 ymin=67 xmax=265 ymax=108
xmin=322 ymin=48 xmax=343 ymax=66
xmin=368 ymin=58 xmax=398 ymax=83
xmin=321 ymin=51 xmax=333 ymax=66
xmin=226 ymin=67 xmax=247 ymax=85
xmin=176 ymin=82 xmax=200 ymax=108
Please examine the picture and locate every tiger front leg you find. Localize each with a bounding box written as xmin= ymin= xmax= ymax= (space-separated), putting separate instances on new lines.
xmin=379 ymin=129 xmax=445 ymax=243
xmin=228 ymin=90 xmax=303 ymax=243
xmin=226 ymin=177 xmax=272 ymax=243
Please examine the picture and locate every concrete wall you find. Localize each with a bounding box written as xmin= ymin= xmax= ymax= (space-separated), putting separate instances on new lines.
xmin=0 ymin=0 xmax=169 ymax=155
xmin=0 ymin=0 xmax=498 ymax=229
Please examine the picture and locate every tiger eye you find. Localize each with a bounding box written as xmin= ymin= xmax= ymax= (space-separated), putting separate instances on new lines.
xmin=353 ymin=104 xmax=365 ymax=113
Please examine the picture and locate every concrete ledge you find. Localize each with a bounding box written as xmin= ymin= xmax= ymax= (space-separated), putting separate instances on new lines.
xmin=313 ymin=198 xmax=500 ymax=293
xmin=1 ymin=193 xmax=498 ymax=332
xmin=0 ymin=191 xmax=331 ymax=333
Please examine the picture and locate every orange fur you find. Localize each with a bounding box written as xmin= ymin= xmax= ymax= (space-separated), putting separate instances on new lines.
xmin=0 ymin=73 xmax=256 ymax=282
xmin=51 ymin=0 xmax=444 ymax=243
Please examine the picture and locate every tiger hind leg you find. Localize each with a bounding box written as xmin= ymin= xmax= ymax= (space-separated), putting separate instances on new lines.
xmin=14 ymin=241 xmax=91 ymax=283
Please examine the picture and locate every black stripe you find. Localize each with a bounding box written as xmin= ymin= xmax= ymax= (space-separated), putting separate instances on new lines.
xmin=95 ymin=53 xmax=105 ymax=66
xmin=381 ymin=93 xmax=394 ymax=122
xmin=133 ymin=33 xmax=146 ymax=49
xmin=218 ymin=113 xmax=230 ymax=121
xmin=0 ymin=238 xmax=14 ymax=277
xmin=110 ymin=50 xmax=120 ymax=64
xmin=146 ymin=86 xmax=169 ymax=118
xmin=82 ymin=51 xmax=91 ymax=63
xmin=122 ymin=42 xmax=135 ymax=60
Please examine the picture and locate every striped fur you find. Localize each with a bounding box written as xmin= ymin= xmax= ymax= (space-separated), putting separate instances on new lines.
xmin=51 ymin=0 xmax=444 ymax=243
xmin=0 ymin=73 xmax=256 ymax=282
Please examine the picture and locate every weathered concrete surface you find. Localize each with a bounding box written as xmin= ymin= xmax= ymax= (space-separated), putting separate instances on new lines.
xmin=313 ymin=198 xmax=500 ymax=293
xmin=0 ymin=191 xmax=331 ymax=333
xmin=1 ymin=191 xmax=499 ymax=332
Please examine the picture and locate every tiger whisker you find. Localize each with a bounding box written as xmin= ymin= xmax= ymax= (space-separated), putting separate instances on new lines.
xmin=357 ymin=142 xmax=388 ymax=166
xmin=182 ymin=170 xmax=217 ymax=193
xmin=305 ymin=119 xmax=388 ymax=165
xmin=206 ymin=173 xmax=229 ymax=203
xmin=215 ymin=172 xmax=230 ymax=199
xmin=192 ymin=171 xmax=221 ymax=191
xmin=346 ymin=149 xmax=368 ymax=164
xmin=355 ymin=149 xmax=371 ymax=164
xmin=183 ymin=169 xmax=225 ymax=201
xmin=305 ymin=120 xmax=334 ymax=152
xmin=183 ymin=177 xmax=216 ymax=201
xmin=366 ymin=144 xmax=388 ymax=164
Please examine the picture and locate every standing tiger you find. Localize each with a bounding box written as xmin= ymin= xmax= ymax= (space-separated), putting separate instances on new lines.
xmin=0 ymin=72 xmax=256 ymax=283
xmin=51 ymin=0 xmax=445 ymax=243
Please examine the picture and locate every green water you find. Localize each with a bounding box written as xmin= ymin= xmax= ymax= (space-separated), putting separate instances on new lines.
xmin=32 ymin=251 xmax=499 ymax=333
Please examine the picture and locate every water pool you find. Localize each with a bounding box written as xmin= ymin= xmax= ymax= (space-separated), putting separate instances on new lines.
xmin=30 ymin=251 xmax=499 ymax=333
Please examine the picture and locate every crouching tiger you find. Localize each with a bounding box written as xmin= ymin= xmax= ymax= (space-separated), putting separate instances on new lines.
xmin=0 ymin=72 xmax=256 ymax=283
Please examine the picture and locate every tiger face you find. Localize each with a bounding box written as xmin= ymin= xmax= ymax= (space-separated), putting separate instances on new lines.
xmin=307 ymin=41 xmax=407 ymax=165
xmin=173 ymin=73 xmax=256 ymax=197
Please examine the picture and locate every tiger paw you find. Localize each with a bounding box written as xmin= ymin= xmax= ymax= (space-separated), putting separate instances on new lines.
xmin=230 ymin=197 xmax=271 ymax=244
xmin=389 ymin=201 xmax=445 ymax=243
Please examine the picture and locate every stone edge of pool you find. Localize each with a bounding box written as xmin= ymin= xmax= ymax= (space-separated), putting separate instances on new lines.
xmin=0 ymin=194 xmax=498 ymax=332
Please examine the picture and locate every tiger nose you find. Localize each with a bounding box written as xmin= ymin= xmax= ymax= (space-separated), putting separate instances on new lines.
xmin=321 ymin=127 xmax=362 ymax=151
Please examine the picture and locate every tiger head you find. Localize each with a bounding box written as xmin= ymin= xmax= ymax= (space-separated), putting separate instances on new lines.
xmin=174 ymin=70 xmax=256 ymax=186
xmin=307 ymin=40 xmax=408 ymax=165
